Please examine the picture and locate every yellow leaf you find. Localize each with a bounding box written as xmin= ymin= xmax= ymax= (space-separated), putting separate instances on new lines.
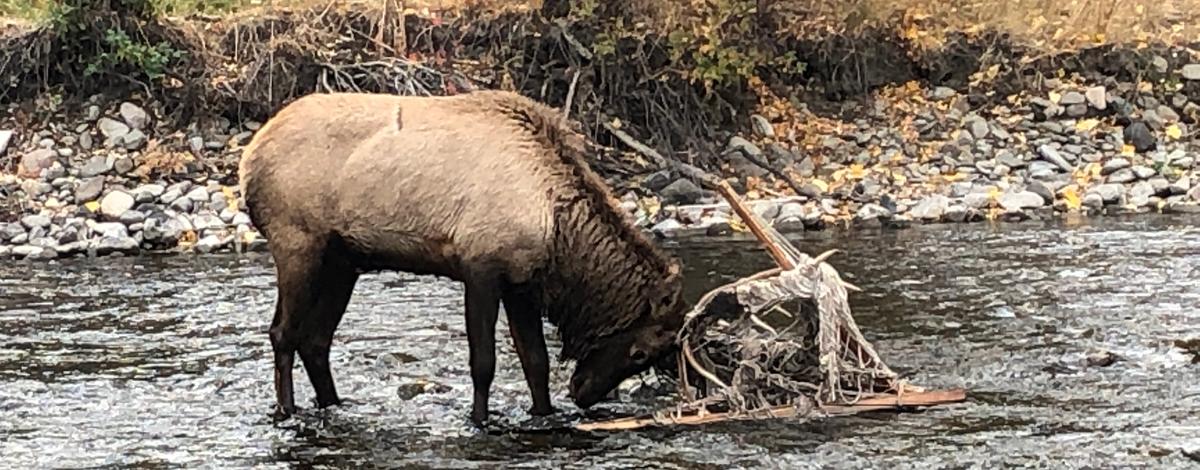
xmin=611 ymin=118 xmax=622 ymax=129
xmin=1166 ymin=124 xmax=1182 ymax=140
xmin=848 ymin=163 xmax=866 ymax=179
xmin=1049 ymin=91 xmax=1062 ymax=103
xmin=1062 ymin=186 xmax=1082 ymax=210
xmin=811 ymin=179 xmax=829 ymax=192
xmin=84 ymin=201 xmax=100 ymax=212
xmin=1075 ymin=118 xmax=1099 ymax=132
xmin=1121 ymin=144 xmax=1136 ymax=156
xmin=942 ymin=172 xmax=965 ymax=182
xmin=241 ymin=231 xmax=257 ymax=244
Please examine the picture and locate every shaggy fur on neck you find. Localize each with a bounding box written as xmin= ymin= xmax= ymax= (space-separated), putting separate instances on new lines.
xmin=472 ymin=90 xmax=679 ymax=360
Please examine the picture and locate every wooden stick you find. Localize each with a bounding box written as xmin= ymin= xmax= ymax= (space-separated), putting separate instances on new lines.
xmin=715 ymin=180 xmax=794 ymax=270
xmin=575 ymin=388 xmax=967 ymax=432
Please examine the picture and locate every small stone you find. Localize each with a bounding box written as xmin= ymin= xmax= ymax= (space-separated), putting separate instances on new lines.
xmin=193 ymin=234 xmax=227 ymax=254
xmin=726 ymin=136 xmax=763 ymax=160
xmin=169 ymin=197 xmax=194 ymax=213
xmin=245 ymin=121 xmax=263 ymax=131
xmin=1027 ymin=181 xmax=1055 ymax=204
xmin=79 ymin=132 xmax=94 ymax=150
xmin=100 ymin=191 xmax=136 ymax=220
xmin=118 ymin=210 xmax=146 ymax=225
xmin=642 ymin=171 xmax=672 ymax=192
xmin=1059 ymin=91 xmax=1086 ymax=106
xmin=996 ymin=151 xmax=1025 ymax=169
xmin=1170 ymin=176 xmax=1191 ymax=196
xmin=185 ymin=186 xmax=210 ymax=203
xmin=122 ymin=130 xmax=147 ymax=150
xmin=97 ymin=117 xmax=130 ymax=139
xmin=133 ymin=184 xmax=166 ymax=202
xmin=21 ymin=214 xmax=51 ymax=230
xmin=1037 ymin=145 xmax=1074 ymax=172
xmin=962 ymin=192 xmax=992 ymax=210
xmin=79 ymin=156 xmax=112 ymax=178
xmin=1066 ymin=103 xmax=1088 ymax=118
xmin=188 ymin=136 xmax=205 ymax=155
xmin=650 ymin=218 xmax=683 ymax=235
xmin=1148 ymin=177 xmax=1170 ymax=196
xmin=1088 ymin=184 xmax=1125 ymax=204
xmin=119 ymin=102 xmax=150 ymax=130
xmin=231 ymin=211 xmax=252 ymax=226
xmin=659 ymin=179 xmax=703 ymax=205
xmin=1157 ymin=105 xmax=1181 ymax=124
xmin=1085 ymin=350 xmax=1118 ymax=367
xmin=1083 ymin=193 xmax=1104 ymax=210
xmin=966 ymin=116 xmax=989 ymax=139
xmin=1107 ymin=168 xmax=1136 ymax=184
xmin=1143 ymin=109 xmax=1165 ymax=130
xmin=1132 ymin=165 xmax=1156 ymax=180
xmin=75 ymin=177 xmax=105 ymax=202
xmin=18 ymin=149 xmax=56 ymax=178
xmin=1101 ymin=158 xmax=1131 ymax=175
xmin=1085 ymin=86 xmax=1107 ymax=110
xmin=0 ymin=223 xmax=27 ymax=241
xmin=0 ymin=129 xmax=12 ymax=156
xmin=95 ymin=235 xmax=139 ymax=256
xmin=113 ymin=157 xmax=134 ymax=174
xmin=85 ymin=105 xmax=101 ymax=122
xmin=932 ymin=86 xmax=957 ymax=101
xmin=750 ymin=114 xmax=774 ymax=138
xmin=1124 ymin=122 xmax=1156 ymax=152
xmin=1181 ymin=64 xmax=1200 ymax=81
xmin=910 ymin=195 xmax=950 ymax=222
xmin=999 ymin=191 xmax=1045 ymax=211
xmin=854 ymin=203 xmax=892 ymax=223
xmin=943 ymin=205 xmax=970 ymax=223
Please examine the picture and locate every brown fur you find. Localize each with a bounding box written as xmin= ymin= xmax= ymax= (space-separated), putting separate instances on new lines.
xmin=239 ymin=90 xmax=684 ymax=419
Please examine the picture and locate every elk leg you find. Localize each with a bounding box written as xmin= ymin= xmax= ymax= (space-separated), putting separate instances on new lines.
xmin=297 ymin=254 xmax=358 ymax=409
xmin=502 ymin=289 xmax=554 ymax=416
xmin=267 ymin=233 xmax=324 ymax=419
xmin=464 ymin=275 xmax=500 ymax=426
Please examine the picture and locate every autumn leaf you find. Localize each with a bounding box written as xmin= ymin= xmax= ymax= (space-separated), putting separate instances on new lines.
xmin=1121 ymin=144 xmax=1136 ymax=156
xmin=1075 ymin=118 xmax=1099 ymax=132
xmin=1049 ymin=91 xmax=1062 ymax=103
xmin=988 ymin=187 xmax=1002 ymax=203
xmin=1061 ymin=185 xmax=1082 ymax=210
xmin=811 ymin=179 xmax=829 ymax=192
xmin=84 ymin=201 xmax=100 ymax=212
xmin=1166 ymin=124 xmax=1183 ymax=140
xmin=848 ymin=163 xmax=866 ymax=179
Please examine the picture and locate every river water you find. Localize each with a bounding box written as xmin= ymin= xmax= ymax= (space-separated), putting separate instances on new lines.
xmin=2 ymin=216 xmax=1198 ymax=468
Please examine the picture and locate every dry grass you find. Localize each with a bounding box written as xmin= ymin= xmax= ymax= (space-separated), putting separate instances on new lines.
xmin=2 ymin=0 xmax=1196 ymax=50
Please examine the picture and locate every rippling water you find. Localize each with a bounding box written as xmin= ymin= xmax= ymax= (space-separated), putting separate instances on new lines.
xmin=2 ymin=216 xmax=1199 ymax=468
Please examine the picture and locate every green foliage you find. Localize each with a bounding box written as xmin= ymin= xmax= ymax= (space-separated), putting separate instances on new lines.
xmin=84 ymin=27 xmax=183 ymax=80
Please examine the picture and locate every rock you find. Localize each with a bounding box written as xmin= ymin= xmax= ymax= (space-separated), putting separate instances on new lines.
xmin=798 ymin=183 xmax=824 ymax=199
xmin=90 ymin=222 xmax=128 ymax=238
xmin=932 ymin=86 xmax=957 ymax=101
xmin=1158 ymin=105 xmax=1181 ymax=124
xmin=1106 ymin=168 xmax=1136 ymax=184
xmin=1000 ymin=191 xmax=1045 ymax=211
xmin=75 ymin=177 xmax=104 ymax=202
xmin=1182 ymin=64 xmax=1200 ymax=81
xmin=962 ymin=192 xmax=992 ymax=210
xmin=21 ymin=214 xmax=51 ymax=230
xmin=750 ymin=114 xmax=774 ymax=138
xmin=1124 ymin=122 xmax=1156 ymax=152
xmin=910 ymin=195 xmax=950 ymax=221
xmin=188 ymin=136 xmax=205 ymax=155
xmin=169 ymin=197 xmax=194 ymax=213
xmin=97 ymin=117 xmax=130 ymax=140
xmin=100 ymin=191 xmax=135 ymax=220
xmin=13 ymin=245 xmax=55 ymax=260
xmin=0 ymin=129 xmax=12 ymax=156
xmin=1089 ymin=184 xmax=1125 ymax=204
xmin=966 ymin=116 xmax=989 ymax=139
xmin=1085 ymin=86 xmax=1107 ymax=110
xmin=79 ymin=156 xmax=112 ymax=178
xmin=1101 ymin=158 xmax=1131 ymax=175
xmin=1143 ymin=108 xmax=1165 ymax=130
xmin=943 ymin=205 xmax=970 ymax=223
xmin=1148 ymin=177 xmax=1171 ymax=196
xmin=119 ymin=102 xmax=150 ymax=130
xmin=0 ymin=223 xmax=26 ymax=241
xmin=185 ymin=186 xmax=210 ymax=203
xmin=642 ymin=170 xmax=672 ymax=192
xmin=1085 ymin=350 xmax=1118 ymax=368
xmin=1060 ymin=91 xmax=1086 ymax=105
xmin=650 ymin=218 xmax=683 ymax=235
xmin=193 ymin=235 xmax=227 ymax=254
xmin=122 ymin=129 xmax=147 ymax=150
xmin=1165 ymin=200 xmax=1200 ymax=214
xmin=1065 ymin=103 xmax=1088 ymax=118
xmin=854 ymin=203 xmax=891 ymax=223
xmin=1132 ymin=165 xmax=1156 ymax=180
xmin=726 ymin=136 xmax=763 ymax=160
xmin=1170 ymin=176 xmax=1191 ymax=196
xmin=79 ymin=132 xmax=94 ymax=150
xmin=192 ymin=213 xmax=226 ymax=232
xmin=118 ymin=210 xmax=146 ymax=225
xmin=1037 ymin=145 xmax=1074 ymax=172
xmin=133 ymin=184 xmax=166 ymax=203
xmin=95 ymin=235 xmax=139 ymax=256
xmin=996 ymin=151 xmax=1025 ymax=169
xmin=142 ymin=212 xmax=185 ymax=245
xmin=660 ymin=178 xmax=703 ymax=205
xmin=19 ymin=148 xmax=57 ymax=178
xmin=1027 ymin=181 xmax=1055 ymax=204
xmin=1083 ymin=193 xmax=1104 ymax=210
xmin=775 ymin=202 xmax=805 ymax=222
xmin=85 ymin=105 xmax=101 ymax=122
xmin=1028 ymin=161 xmax=1060 ymax=180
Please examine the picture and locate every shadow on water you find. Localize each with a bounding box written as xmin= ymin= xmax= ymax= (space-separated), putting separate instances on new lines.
xmin=2 ymin=215 xmax=1200 ymax=468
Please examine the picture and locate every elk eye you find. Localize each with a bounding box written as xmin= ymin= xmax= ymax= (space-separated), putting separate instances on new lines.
xmin=631 ymin=349 xmax=648 ymax=363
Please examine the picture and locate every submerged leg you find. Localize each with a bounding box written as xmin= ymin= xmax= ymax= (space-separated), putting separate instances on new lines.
xmin=502 ymin=289 xmax=554 ymax=416
xmin=297 ymin=254 xmax=358 ymax=409
xmin=464 ymin=274 xmax=501 ymax=426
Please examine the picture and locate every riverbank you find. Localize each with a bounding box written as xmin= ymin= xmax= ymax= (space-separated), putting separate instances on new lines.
xmin=3 ymin=3 xmax=1200 ymax=260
